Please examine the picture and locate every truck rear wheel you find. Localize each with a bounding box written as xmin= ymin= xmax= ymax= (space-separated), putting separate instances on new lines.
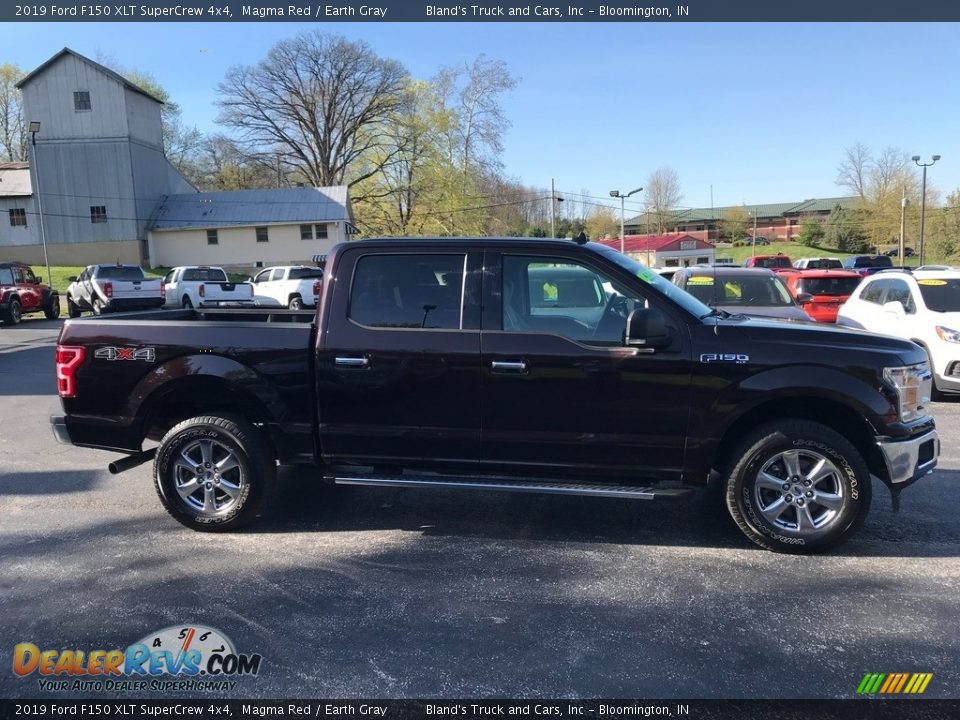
xmin=154 ymin=414 xmax=276 ymax=532
xmin=724 ymin=420 xmax=871 ymax=553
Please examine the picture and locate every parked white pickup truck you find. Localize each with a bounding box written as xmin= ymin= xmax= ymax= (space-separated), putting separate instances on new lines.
xmin=66 ymin=264 xmax=165 ymax=317
xmin=163 ymin=266 xmax=254 ymax=308
xmin=250 ymin=266 xmax=324 ymax=309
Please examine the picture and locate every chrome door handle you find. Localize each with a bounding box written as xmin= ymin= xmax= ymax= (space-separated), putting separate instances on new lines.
xmin=491 ymin=360 xmax=528 ymax=374
xmin=335 ymin=356 xmax=369 ymax=368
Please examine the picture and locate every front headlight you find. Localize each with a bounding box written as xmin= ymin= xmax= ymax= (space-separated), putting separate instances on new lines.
xmin=935 ymin=326 xmax=960 ymax=343
xmin=883 ymin=363 xmax=932 ymax=422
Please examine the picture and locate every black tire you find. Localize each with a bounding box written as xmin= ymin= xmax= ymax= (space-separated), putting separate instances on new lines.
xmin=91 ymin=297 xmax=104 ymax=316
xmin=154 ymin=414 xmax=276 ymax=532
xmin=44 ymin=295 xmax=61 ymax=320
xmin=289 ymin=295 xmax=305 ymax=310
xmin=67 ymin=297 xmax=81 ymax=318
xmin=182 ymin=295 xmax=193 ymax=309
xmin=3 ymin=298 xmax=22 ymax=326
xmin=724 ymin=420 xmax=871 ymax=554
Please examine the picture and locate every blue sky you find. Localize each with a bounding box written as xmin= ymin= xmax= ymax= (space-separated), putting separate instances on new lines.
xmin=4 ymin=21 xmax=959 ymax=214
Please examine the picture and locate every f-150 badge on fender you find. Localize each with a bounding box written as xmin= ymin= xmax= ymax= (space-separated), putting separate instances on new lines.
xmin=94 ymin=346 xmax=156 ymax=362
xmin=700 ymin=353 xmax=749 ymax=364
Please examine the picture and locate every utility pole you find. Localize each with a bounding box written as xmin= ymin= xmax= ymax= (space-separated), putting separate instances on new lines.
xmin=28 ymin=122 xmax=51 ymax=286
xmin=751 ymin=209 xmax=757 ymax=256
xmin=912 ymin=154 xmax=941 ymax=266
xmin=551 ymin=178 xmax=556 ymax=239
xmin=899 ymin=192 xmax=908 ymax=266
xmin=609 ymin=185 xmax=643 ymax=254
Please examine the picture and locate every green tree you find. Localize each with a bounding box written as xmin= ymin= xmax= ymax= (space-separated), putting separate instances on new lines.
xmin=720 ymin=206 xmax=750 ymax=242
xmin=796 ymin=218 xmax=825 ymax=247
xmin=585 ymin=204 xmax=619 ymax=240
xmin=0 ymin=63 xmax=26 ymax=161
xmin=824 ymin=204 xmax=869 ymax=253
xmin=925 ymin=189 xmax=960 ymax=263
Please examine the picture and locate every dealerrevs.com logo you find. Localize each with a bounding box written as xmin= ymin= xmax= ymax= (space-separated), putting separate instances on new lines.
xmin=13 ymin=625 xmax=263 ymax=692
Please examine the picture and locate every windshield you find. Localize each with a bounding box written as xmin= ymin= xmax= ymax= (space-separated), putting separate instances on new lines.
xmin=851 ymin=256 xmax=892 ymax=268
xmin=289 ymin=268 xmax=324 ymax=280
xmin=799 ymin=277 xmax=862 ymax=296
xmin=804 ymin=259 xmax=842 ymax=269
xmin=96 ymin=266 xmax=145 ymax=280
xmin=753 ymin=256 xmax=791 ymax=269
xmin=684 ymin=273 xmax=795 ymax=307
xmin=588 ymin=243 xmax=712 ymax=318
xmin=917 ymin=278 xmax=960 ymax=312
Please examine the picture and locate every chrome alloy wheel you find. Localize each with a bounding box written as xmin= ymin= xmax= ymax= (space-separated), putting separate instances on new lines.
xmin=173 ymin=438 xmax=244 ymax=517
xmin=753 ymin=449 xmax=846 ymax=536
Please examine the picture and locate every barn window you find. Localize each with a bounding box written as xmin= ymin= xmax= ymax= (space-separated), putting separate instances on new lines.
xmin=90 ymin=206 xmax=107 ymax=223
xmin=300 ymin=224 xmax=313 ymax=240
xmin=9 ymin=209 xmax=27 ymax=227
xmin=255 ymin=226 xmax=269 ymax=243
xmin=315 ymin=223 xmax=328 ymax=239
xmin=206 ymin=229 xmax=218 ymax=245
xmin=74 ymin=91 xmax=92 ymax=111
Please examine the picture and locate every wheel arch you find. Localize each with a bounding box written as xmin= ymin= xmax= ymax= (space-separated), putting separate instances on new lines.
xmin=710 ymin=396 xmax=889 ymax=485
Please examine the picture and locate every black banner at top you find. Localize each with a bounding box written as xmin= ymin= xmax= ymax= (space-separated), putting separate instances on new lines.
xmin=4 ymin=0 xmax=960 ymax=22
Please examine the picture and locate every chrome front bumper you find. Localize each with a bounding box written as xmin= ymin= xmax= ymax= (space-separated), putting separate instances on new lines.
xmin=877 ymin=429 xmax=939 ymax=485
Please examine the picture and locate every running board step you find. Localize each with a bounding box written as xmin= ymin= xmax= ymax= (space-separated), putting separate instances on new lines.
xmin=327 ymin=473 xmax=693 ymax=500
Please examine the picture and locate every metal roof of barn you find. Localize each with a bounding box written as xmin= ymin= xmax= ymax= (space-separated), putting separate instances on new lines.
xmin=149 ymin=186 xmax=351 ymax=231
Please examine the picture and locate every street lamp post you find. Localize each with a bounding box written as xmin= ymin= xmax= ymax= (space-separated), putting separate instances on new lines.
xmin=28 ymin=121 xmax=51 ymax=286
xmin=609 ymin=186 xmax=643 ymax=254
xmin=911 ymin=154 xmax=940 ymax=266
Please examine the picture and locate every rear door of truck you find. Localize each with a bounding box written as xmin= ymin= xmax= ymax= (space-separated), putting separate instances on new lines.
xmin=316 ymin=245 xmax=483 ymax=467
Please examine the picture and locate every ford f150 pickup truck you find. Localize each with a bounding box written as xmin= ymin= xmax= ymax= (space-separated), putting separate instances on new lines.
xmin=50 ymin=238 xmax=940 ymax=553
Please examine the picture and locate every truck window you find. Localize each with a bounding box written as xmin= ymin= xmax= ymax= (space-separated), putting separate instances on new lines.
xmin=503 ymin=255 xmax=643 ymax=346
xmin=253 ymin=270 xmax=272 ymax=284
xmin=883 ymin=279 xmax=916 ymax=313
xmin=288 ymin=268 xmax=324 ymax=280
xmin=183 ymin=268 xmax=228 ymax=282
xmin=270 ymin=269 xmax=285 ymax=281
xmin=349 ymin=254 xmax=466 ymax=330
xmin=96 ymin=266 xmax=145 ymax=280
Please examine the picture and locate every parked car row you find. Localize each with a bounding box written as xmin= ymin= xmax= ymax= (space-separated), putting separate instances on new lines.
xmin=1 ymin=260 xmax=326 ymax=323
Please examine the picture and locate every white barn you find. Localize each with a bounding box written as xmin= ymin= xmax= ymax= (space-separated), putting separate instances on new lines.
xmin=1 ymin=48 xmax=354 ymax=270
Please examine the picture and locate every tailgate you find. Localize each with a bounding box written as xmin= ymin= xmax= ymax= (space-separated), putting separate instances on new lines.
xmin=203 ymin=282 xmax=254 ymax=301
xmin=111 ymin=279 xmax=163 ymax=300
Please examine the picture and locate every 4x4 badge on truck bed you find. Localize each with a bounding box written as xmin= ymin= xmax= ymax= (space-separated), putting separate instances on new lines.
xmin=700 ymin=353 xmax=749 ymax=364
xmin=94 ymin=346 xmax=156 ymax=362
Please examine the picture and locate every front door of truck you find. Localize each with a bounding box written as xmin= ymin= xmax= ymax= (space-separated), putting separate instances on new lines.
xmin=480 ymin=250 xmax=693 ymax=483
xmin=316 ymin=248 xmax=483 ymax=469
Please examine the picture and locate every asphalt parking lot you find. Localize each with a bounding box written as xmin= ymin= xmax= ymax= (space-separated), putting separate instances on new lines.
xmin=1 ymin=317 xmax=959 ymax=700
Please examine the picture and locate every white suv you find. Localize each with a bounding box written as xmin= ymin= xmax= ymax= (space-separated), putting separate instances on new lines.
xmin=837 ymin=269 xmax=960 ymax=397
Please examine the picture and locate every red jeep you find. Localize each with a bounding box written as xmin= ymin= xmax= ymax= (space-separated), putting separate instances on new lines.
xmin=0 ymin=261 xmax=60 ymax=325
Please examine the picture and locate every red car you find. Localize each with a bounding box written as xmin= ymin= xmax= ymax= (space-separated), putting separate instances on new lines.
xmin=743 ymin=254 xmax=793 ymax=271
xmin=782 ymin=269 xmax=862 ymax=323
xmin=0 ymin=261 xmax=61 ymax=325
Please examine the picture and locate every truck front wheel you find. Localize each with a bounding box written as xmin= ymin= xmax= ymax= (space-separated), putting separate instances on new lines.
xmin=724 ymin=420 xmax=871 ymax=553
xmin=154 ymin=414 xmax=276 ymax=532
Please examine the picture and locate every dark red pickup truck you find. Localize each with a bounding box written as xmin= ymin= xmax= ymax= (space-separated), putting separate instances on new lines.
xmin=51 ymin=237 xmax=940 ymax=553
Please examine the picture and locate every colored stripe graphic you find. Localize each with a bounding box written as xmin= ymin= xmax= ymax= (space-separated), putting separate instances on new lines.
xmin=857 ymin=672 xmax=932 ymax=694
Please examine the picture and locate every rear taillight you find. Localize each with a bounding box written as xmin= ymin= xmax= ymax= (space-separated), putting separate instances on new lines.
xmin=102 ymin=281 xmax=113 ymax=298
xmin=313 ymin=280 xmax=322 ymax=297
xmin=55 ymin=345 xmax=86 ymax=399
xmin=199 ymin=284 xmax=205 ymax=298
xmin=160 ymin=282 xmax=166 ymax=298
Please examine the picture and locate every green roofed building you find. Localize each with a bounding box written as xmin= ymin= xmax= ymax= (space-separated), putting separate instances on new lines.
xmin=624 ymin=196 xmax=861 ymax=243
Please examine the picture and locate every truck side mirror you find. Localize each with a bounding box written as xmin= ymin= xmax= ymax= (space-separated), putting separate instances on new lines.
xmin=67 ymin=276 xmax=78 ymax=283
xmin=795 ymin=292 xmax=813 ymax=305
xmin=625 ymin=307 xmax=671 ymax=349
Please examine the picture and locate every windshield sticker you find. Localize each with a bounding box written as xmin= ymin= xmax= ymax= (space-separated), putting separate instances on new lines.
xmin=687 ymin=277 xmax=714 ymax=285
xmin=918 ymin=279 xmax=947 ymax=286
xmin=636 ymin=269 xmax=659 ymax=284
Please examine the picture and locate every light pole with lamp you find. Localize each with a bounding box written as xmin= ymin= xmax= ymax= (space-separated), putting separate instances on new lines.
xmin=28 ymin=121 xmax=51 ymax=286
xmin=911 ymin=154 xmax=940 ymax=266
xmin=609 ymin=186 xmax=643 ymax=254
